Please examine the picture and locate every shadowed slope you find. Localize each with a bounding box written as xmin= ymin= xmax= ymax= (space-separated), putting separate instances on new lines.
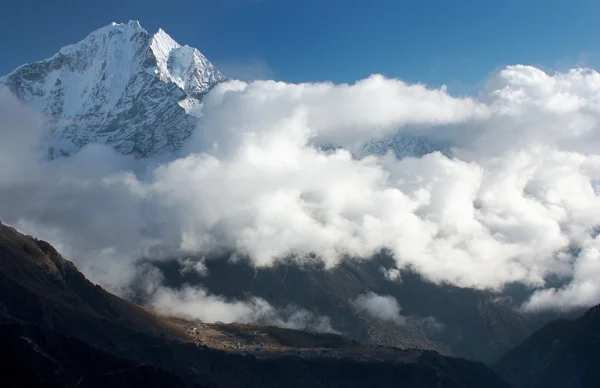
xmin=0 ymin=221 xmax=511 ymax=387
xmin=495 ymin=304 xmax=600 ymax=388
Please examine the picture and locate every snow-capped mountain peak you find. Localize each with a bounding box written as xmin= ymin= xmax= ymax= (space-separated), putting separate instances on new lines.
xmin=151 ymin=28 xmax=181 ymax=78
xmin=1 ymin=20 xmax=443 ymax=160
xmin=1 ymin=21 xmax=226 ymax=157
xmin=151 ymin=30 xmax=224 ymax=97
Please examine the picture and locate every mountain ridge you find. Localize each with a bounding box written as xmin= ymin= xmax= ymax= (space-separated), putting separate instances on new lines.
xmin=0 ymin=220 xmax=511 ymax=387
xmin=1 ymin=20 xmax=447 ymax=161
xmin=494 ymin=303 xmax=600 ymax=388
xmin=0 ymin=20 xmax=225 ymax=158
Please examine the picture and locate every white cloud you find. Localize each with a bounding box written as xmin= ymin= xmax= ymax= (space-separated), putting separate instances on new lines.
xmin=3 ymin=65 xmax=600 ymax=312
xmin=187 ymin=75 xmax=488 ymax=156
xmin=380 ymin=266 xmax=402 ymax=282
xmin=152 ymin=285 xmax=336 ymax=333
xmin=179 ymin=257 xmax=209 ymax=277
xmin=351 ymin=292 xmax=406 ymax=325
xmin=523 ymin=236 xmax=600 ymax=311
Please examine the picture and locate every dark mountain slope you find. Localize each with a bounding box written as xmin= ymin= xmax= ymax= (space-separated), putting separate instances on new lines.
xmin=0 ymin=320 xmax=196 ymax=388
xmin=494 ymin=304 xmax=600 ymax=388
xmin=0 ymin=220 xmax=511 ymax=387
xmin=152 ymin=253 xmax=556 ymax=362
xmin=0 ymin=221 xmax=183 ymax=346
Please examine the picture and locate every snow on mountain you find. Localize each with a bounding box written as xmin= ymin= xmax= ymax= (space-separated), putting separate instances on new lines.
xmin=0 ymin=20 xmax=226 ymax=158
xmin=355 ymin=133 xmax=451 ymax=160
xmin=1 ymin=20 xmax=443 ymax=160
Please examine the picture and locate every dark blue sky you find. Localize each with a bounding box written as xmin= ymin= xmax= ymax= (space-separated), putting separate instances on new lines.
xmin=1 ymin=0 xmax=599 ymax=93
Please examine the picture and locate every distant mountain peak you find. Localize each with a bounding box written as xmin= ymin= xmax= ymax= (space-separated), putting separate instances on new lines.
xmin=1 ymin=20 xmax=441 ymax=161
xmin=0 ymin=21 xmax=226 ymax=158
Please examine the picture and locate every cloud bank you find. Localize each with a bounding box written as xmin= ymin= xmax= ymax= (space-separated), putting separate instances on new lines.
xmin=2 ymin=64 xmax=600 ymax=314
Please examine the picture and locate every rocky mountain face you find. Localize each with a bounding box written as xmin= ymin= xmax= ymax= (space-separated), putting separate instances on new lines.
xmin=494 ymin=304 xmax=600 ymax=388
xmin=0 ymin=21 xmax=225 ymax=158
xmin=0 ymin=21 xmax=444 ymax=161
xmin=0 ymin=221 xmax=511 ymax=387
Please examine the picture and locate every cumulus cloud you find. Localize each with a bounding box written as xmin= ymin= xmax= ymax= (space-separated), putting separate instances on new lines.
xmin=523 ymin=237 xmax=600 ymax=311
xmin=3 ymin=64 xmax=600 ymax=313
xmin=380 ymin=266 xmax=402 ymax=282
xmin=351 ymin=292 xmax=406 ymax=325
xmin=351 ymin=291 xmax=446 ymax=334
xmin=186 ymin=75 xmax=488 ymax=156
xmin=179 ymin=257 xmax=209 ymax=277
xmin=152 ymin=285 xmax=336 ymax=333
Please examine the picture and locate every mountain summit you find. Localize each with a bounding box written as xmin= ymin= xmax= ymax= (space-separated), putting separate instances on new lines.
xmin=0 ymin=21 xmax=442 ymax=161
xmin=0 ymin=21 xmax=226 ymax=157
